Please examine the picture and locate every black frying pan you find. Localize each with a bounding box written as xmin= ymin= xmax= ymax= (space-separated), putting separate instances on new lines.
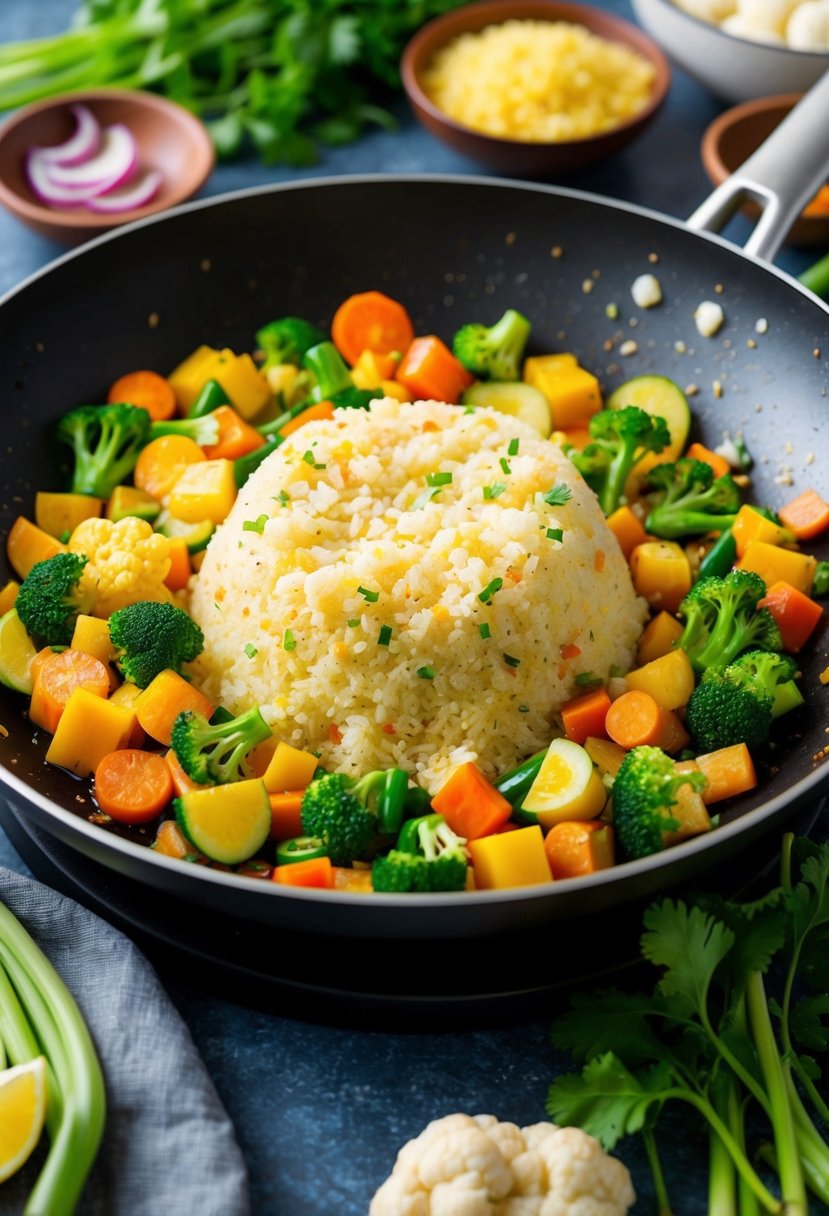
xmin=0 ymin=81 xmax=827 ymax=944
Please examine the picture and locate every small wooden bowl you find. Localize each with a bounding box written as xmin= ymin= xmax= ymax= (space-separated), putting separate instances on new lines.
xmin=401 ymin=0 xmax=671 ymax=177
xmin=0 ymin=88 xmax=215 ymax=246
xmin=701 ymin=94 xmax=829 ymax=248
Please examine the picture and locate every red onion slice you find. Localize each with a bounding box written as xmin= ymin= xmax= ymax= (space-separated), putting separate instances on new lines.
xmin=45 ymin=124 xmax=138 ymax=191
xmin=35 ymin=104 xmax=102 ymax=167
xmin=26 ymin=149 xmax=115 ymax=207
xmin=85 ymin=167 xmax=163 ymax=213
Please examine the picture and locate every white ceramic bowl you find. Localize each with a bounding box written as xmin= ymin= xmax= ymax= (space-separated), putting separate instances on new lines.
xmin=632 ymin=0 xmax=829 ymax=102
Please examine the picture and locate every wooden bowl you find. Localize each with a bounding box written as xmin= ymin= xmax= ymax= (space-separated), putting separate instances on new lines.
xmin=0 ymin=88 xmax=215 ymax=246
xmin=400 ymin=0 xmax=671 ymax=177
xmin=701 ymin=94 xmax=829 ymax=247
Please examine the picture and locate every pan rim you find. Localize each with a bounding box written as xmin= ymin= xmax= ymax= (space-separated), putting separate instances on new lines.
xmin=0 ymin=170 xmax=826 ymax=910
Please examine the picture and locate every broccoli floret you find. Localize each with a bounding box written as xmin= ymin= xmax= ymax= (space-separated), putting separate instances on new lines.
xmin=727 ymin=648 xmax=798 ymax=698
xmin=569 ymin=407 xmax=671 ymax=516
xmin=15 ymin=552 xmax=94 ymax=645
xmin=814 ymin=560 xmax=829 ymax=598
xmin=256 ymin=317 xmax=326 ymax=368
xmin=612 ymin=745 xmax=707 ymax=861
xmin=372 ymin=813 xmax=468 ymax=892
xmin=644 ymin=458 xmax=741 ymax=539
xmin=108 ymin=601 xmax=205 ymax=688
xmin=303 ymin=341 xmax=354 ymax=402
xmin=148 ymin=413 xmax=220 ymax=446
xmin=300 ymin=770 xmax=390 ymax=866
xmin=451 ymin=308 xmax=531 ymax=381
xmin=56 ymin=403 xmax=151 ymax=498
xmin=686 ymin=649 xmax=801 ymax=752
xmin=171 ymin=704 xmax=272 ymax=785
xmin=677 ymin=569 xmax=781 ymax=673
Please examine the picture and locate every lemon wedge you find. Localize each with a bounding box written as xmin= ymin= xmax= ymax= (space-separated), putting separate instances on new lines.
xmin=0 ymin=1056 xmax=47 ymax=1183
xmin=521 ymin=738 xmax=607 ymax=828
xmin=0 ymin=608 xmax=37 ymax=696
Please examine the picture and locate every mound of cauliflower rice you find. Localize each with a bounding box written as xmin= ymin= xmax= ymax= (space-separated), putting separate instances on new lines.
xmin=189 ymin=399 xmax=647 ymax=791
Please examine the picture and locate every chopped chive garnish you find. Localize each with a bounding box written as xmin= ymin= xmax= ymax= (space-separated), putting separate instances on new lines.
xmin=347 ymin=619 xmax=360 ymax=628
xmin=483 ymin=482 xmax=507 ymax=500
xmin=518 ymin=704 xmax=529 ymax=713
xmin=574 ymin=671 xmax=602 ymax=687
xmin=479 ymin=622 xmax=491 ymax=639
xmin=244 ymin=643 xmax=258 ymax=659
xmin=478 ymin=577 xmax=503 ymax=603
xmin=503 ymin=653 xmax=521 ymax=668
xmin=609 ymin=664 xmax=624 ymax=677
xmin=412 ymin=487 xmax=441 ymax=510
xmin=278 ymin=490 xmax=290 ymax=506
xmin=543 ymin=482 xmax=573 ymax=506
xmin=508 ymin=438 xmax=519 ymax=456
xmin=426 ymin=471 xmax=453 ymax=487
xmin=463 ymin=405 xmax=475 ymax=414
xmin=283 ymin=629 xmax=296 ymax=651
xmin=302 ymin=450 xmax=326 ymax=469
xmin=242 ymin=513 xmax=268 ymax=534
xmin=358 ymin=586 xmax=379 ymax=602
xmin=378 ymin=625 xmax=392 ymax=646
xmin=417 ymin=665 xmax=436 ymax=679
xmin=500 ymin=457 xmax=512 ymax=475
xmin=546 ymin=527 xmax=563 ymax=542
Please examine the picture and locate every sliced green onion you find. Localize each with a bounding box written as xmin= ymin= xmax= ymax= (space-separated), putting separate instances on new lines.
xmin=574 ymin=671 xmax=602 ymax=687
xmin=508 ymin=438 xmax=519 ymax=456
xmin=417 ymin=665 xmax=436 ymax=679
xmin=426 ymin=471 xmax=452 ymax=487
xmin=483 ymin=482 xmax=507 ymax=500
xmin=244 ymin=643 xmax=258 ymax=659
xmin=412 ymin=487 xmax=441 ymax=510
xmin=479 ymin=622 xmax=492 ymax=639
xmin=503 ymin=653 xmax=521 ymax=668
xmin=546 ymin=527 xmax=563 ymax=542
xmin=478 ymin=577 xmax=503 ymax=603
xmin=378 ymin=625 xmax=392 ymax=646
xmin=500 ymin=457 xmax=512 ymax=475
xmin=283 ymin=629 xmax=296 ymax=651
xmin=242 ymin=514 xmax=268 ymax=534
xmin=347 ymin=619 xmax=360 ymax=628
xmin=358 ymin=586 xmax=379 ymax=602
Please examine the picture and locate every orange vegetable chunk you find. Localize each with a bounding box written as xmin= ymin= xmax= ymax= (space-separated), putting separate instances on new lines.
xmin=637 ymin=611 xmax=684 ymax=664
xmin=29 ymin=648 xmax=110 ymax=734
xmin=269 ymin=792 xmax=305 ymax=841
xmin=94 ymin=749 xmax=174 ymax=824
xmin=45 ymin=687 xmax=135 ymax=775
xmin=560 ymin=687 xmax=611 ymax=744
xmin=695 ymin=744 xmax=757 ymax=804
xmin=134 ymin=435 xmax=206 ymax=500
xmin=778 ymin=488 xmax=829 ymax=541
xmin=332 ymin=291 xmax=415 ymax=367
xmin=6 ymin=517 xmax=65 ymax=580
xmin=202 ymin=405 xmax=266 ymax=460
xmin=135 ymin=669 xmax=214 ymax=745
xmin=395 ymin=336 xmax=473 ymax=404
xmin=430 ymin=761 xmax=512 ymax=839
xmin=468 ymin=825 xmax=552 ymax=889
xmin=273 ymin=856 xmax=334 ymax=888
xmin=685 ymin=442 xmax=731 ymax=479
xmin=605 ymin=689 xmax=689 ymax=754
xmin=606 ymin=505 xmax=648 ymax=560
xmin=758 ymin=579 xmax=823 ymax=652
xmin=544 ymin=820 xmax=615 ymax=879
xmin=107 ymin=369 xmax=176 ymax=421
xmin=279 ymin=401 xmax=335 ymax=437
xmin=629 ymin=541 xmax=692 ymax=613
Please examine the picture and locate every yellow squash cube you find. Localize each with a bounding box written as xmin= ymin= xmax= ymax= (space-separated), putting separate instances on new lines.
xmin=0 ymin=580 xmax=19 ymax=616
xmin=169 ymin=459 xmax=237 ymax=524
xmin=71 ymin=615 xmax=119 ymax=692
xmin=468 ymin=825 xmax=552 ymax=890
xmin=263 ymin=742 xmax=319 ymax=794
xmin=637 ymin=611 xmax=684 ymax=664
xmin=524 ymin=354 xmax=601 ymax=429
xmin=45 ymin=687 xmax=135 ymax=776
xmin=737 ymin=541 xmax=817 ymax=596
xmin=625 ymin=648 xmax=695 ymax=711
xmin=6 ymin=517 xmax=66 ymax=580
xmin=731 ymin=505 xmax=790 ymax=557
xmin=630 ymin=542 xmax=692 ymax=613
xmin=35 ymin=493 xmax=102 ymax=539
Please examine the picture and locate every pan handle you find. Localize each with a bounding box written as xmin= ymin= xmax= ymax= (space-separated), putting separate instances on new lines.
xmin=686 ymin=70 xmax=829 ymax=263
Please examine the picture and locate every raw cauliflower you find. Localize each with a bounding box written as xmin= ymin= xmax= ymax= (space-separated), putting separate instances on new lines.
xmin=68 ymin=516 xmax=174 ymax=617
xmin=369 ymin=1113 xmax=635 ymax=1216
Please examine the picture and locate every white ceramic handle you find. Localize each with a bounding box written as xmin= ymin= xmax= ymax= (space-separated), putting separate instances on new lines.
xmin=687 ymin=69 xmax=829 ymax=263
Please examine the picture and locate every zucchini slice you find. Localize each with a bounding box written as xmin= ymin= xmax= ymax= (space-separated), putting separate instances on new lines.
xmin=606 ymin=374 xmax=691 ymax=491
xmin=156 ymin=510 xmax=216 ymax=554
xmin=176 ymin=778 xmax=271 ymax=865
xmin=461 ymin=381 xmax=551 ymax=437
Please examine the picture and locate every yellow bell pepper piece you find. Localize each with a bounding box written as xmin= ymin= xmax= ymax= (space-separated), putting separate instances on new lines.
xmin=737 ymin=540 xmax=817 ymax=596
xmin=468 ymin=825 xmax=552 ymax=890
xmin=731 ymin=505 xmax=791 ymax=557
xmin=625 ymin=648 xmax=695 ymax=711
xmin=168 ymin=345 xmax=218 ymax=411
xmin=523 ymin=353 xmax=602 ymax=429
xmin=45 ymin=687 xmax=135 ymax=776
xmin=265 ymin=363 xmax=300 ymax=400
xmin=0 ymin=580 xmax=19 ymax=617
xmin=6 ymin=517 xmax=66 ymax=580
xmin=637 ymin=611 xmax=684 ymax=664
xmin=351 ymin=349 xmax=399 ymax=389
xmin=379 ymin=379 xmax=413 ymax=403
xmin=168 ymin=459 xmax=237 ymax=525
xmin=106 ymin=486 xmax=160 ymax=524
xmin=71 ymin=615 xmax=119 ymax=692
xmin=35 ymin=493 xmax=102 ymax=540
xmin=606 ymin=505 xmax=648 ymax=560
xmin=169 ymin=346 xmax=270 ymax=418
xmin=629 ymin=542 xmax=692 ymax=614
xmin=263 ymin=741 xmax=319 ymax=794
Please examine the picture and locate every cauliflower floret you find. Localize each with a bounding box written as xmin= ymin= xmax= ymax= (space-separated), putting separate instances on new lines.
xmin=732 ymin=0 xmax=800 ymax=33
xmin=786 ymin=0 xmax=829 ymax=47
xmin=721 ymin=12 xmax=787 ymax=37
xmin=673 ymin=0 xmax=737 ymax=24
xmin=68 ymin=516 xmax=173 ymax=617
xmin=370 ymin=1115 xmax=635 ymax=1216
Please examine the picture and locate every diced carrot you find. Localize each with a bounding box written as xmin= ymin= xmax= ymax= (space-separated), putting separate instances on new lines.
xmin=605 ymin=689 xmax=689 ymax=753
xmin=6 ymin=516 xmax=65 ymax=580
xmin=134 ymin=435 xmax=206 ymax=500
xmin=560 ymin=687 xmax=611 ymax=744
xmin=395 ymin=336 xmax=474 ymax=404
xmin=94 ymin=749 xmax=174 ymax=824
xmin=163 ymin=537 xmax=191 ymax=592
xmin=153 ymin=819 xmax=193 ymax=860
xmin=607 ymin=505 xmax=648 ymax=560
xmin=165 ymin=747 xmax=208 ymax=797
xmin=135 ymin=669 xmax=214 ymax=746
xmin=107 ymin=369 xmax=176 ymax=421
xmin=685 ymin=442 xmax=731 ymax=479
xmin=272 ymin=856 xmax=334 ymax=888
xmin=29 ymin=648 xmax=110 ymax=734
xmin=778 ymin=489 xmax=829 ymax=541
xmin=758 ymin=579 xmax=823 ymax=652
xmin=279 ymin=401 xmax=335 ymax=437
xmin=331 ymin=291 xmax=415 ymax=367
xmin=544 ymin=820 xmax=615 ymax=879
xmin=269 ymin=791 xmax=305 ymax=841
xmin=202 ymin=405 xmax=266 ymax=460
xmin=430 ymin=761 xmax=512 ymax=839
xmin=695 ymin=743 xmax=758 ymax=804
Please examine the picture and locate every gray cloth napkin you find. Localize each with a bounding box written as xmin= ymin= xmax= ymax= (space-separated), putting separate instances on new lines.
xmin=0 ymin=867 xmax=250 ymax=1216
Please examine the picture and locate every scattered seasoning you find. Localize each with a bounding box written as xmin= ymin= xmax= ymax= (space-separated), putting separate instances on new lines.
xmin=499 ymin=457 xmax=512 ymax=475
xmin=358 ymin=586 xmax=379 ymax=602
xmin=479 ymin=622 xmax=492 ymax=639
xmin=518 ymin=704 xmax=530 ymax=713
xmin=543 ymin=482 xmax=573 ymax=507
xmin=478 ymin=578 xmax=503 ymax=603
xmin=674 ymin=340 xmax=687 ymax=354
xmin=242 ymin=514 xmax=268 ymax=534
xmin=483 ymin=482 xmax=507 ymax=500
xmin=412 ymin=487 xmax=442 ymax=509
xmin=283 ymin=629 xmax=296 ymax=651
xmin=378 ymin=625 xmax=392 ymax=647
xmin=244 ymin=643 xmax=258 ymax=659
xmin=503 ymin=653 xmax=521 ymax=668
xmin=551 ymin=245 xmax=563 ymax=258
xmin=417 ymin=665 xmax=436 ymax=679
xmin=546 ymin=527 xmax=564 ymax=542
xmin=605 ymin=302 xmax=619 ymax=320
xmin=619 ymin=339 xmax=638 ymax=356
xmin=463 ymin=405 xmax=476 ymax=414
xmin=508 ymin=438 xmax=520 ymax=456
xmin=347 ymin=619 xmax=360 ymax=628
xmin=426 ymin=471 xmax=453 ymax=487
xmin=581 ymin=279 xmax=594 ymax=295
xmin=713 ymin=379 xmax=723 ymax=399
xmin=685 ymin=384 xmax=699 ymax=397
xmin=755 ymin=317 xmax=769 ymax=334
xmin=648 ymin=252 xmax=659 ymax=264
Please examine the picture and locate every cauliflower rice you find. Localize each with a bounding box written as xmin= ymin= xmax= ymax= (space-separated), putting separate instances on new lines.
xmin=189 ymin=399 xmax=647 ymax=791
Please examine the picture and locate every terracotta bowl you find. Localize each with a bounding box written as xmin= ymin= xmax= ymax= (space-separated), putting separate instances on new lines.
xmin=401 ymin=0 xmax=671 ymax=177
xmin=0 ymin=88 xmax=215 ymax=246
xmin=701 ymin=93 xmax=829 ymax=247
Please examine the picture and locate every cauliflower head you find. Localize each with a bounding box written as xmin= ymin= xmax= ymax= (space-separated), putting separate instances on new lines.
xmin=69 ymin=516 xmax=174 ymax=617
xmin=369 ymin=1114 xmax=635 ymax=1216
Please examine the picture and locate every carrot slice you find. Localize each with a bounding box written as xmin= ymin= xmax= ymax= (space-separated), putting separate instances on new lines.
xmin=269 ymin=791 xmax=305 ymax=841
xmin=430 ymin=761 xmax=512 ymax=839
xmin=758 ymin=579 xmax=823 ymax=652
xmin=685 ymin=442 xmax=731 ymax=479
xmin=331 ymin=291 xmax=415 ymax=367
xmin=94 ymin=749 xmax=174 ymax=824
xmin=279 ymin=401 xmax=335 ymax=437
xmin=153 ymin=818 xmax=196 ymax=860
xmin=202 ymin=405 xmax=266 ymax=461
xmin=560 ymin=687 xmax=611 ymax=744
xmin=395 ymin=336 xmax=474 ymax=404
xmin=107 ymin=370 xmax=176 ymax=422
xmin=778 ymin=488 xmax=829 ymax=541
xmin=273 ymin=856 xmax=334 ymax=888
xmin=135 ymin=669 xmax=214 ymax=746
xmin=29 ymin=648 xmax=110 ymax=734
xmin=544 ymin=820 xmax=615 ymax=879
xmin=134 ymin=435 xmax=205 ymax=500
xmin=695 ymin=743 xmax=757 ymax=804
xmin=605 ymin=689 xmax=689 ymax=754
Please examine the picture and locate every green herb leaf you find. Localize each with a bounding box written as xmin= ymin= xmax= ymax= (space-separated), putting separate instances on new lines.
xmin=242 ymin=514 xmax=269 ymax=534
xmin=483 ymin=483 xmax=507 ymax=500
xmin=544 ymin=482 xmax=573 ymax=507
xmin=642 ymin=901 xmax=735 ymax=1021
xmin=547 ymin=1053 xmax=673 ymax=1152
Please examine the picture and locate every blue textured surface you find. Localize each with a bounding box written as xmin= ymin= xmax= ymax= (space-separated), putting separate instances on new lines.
xmin=0 ymin=3 xmax=825 ymax=1215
